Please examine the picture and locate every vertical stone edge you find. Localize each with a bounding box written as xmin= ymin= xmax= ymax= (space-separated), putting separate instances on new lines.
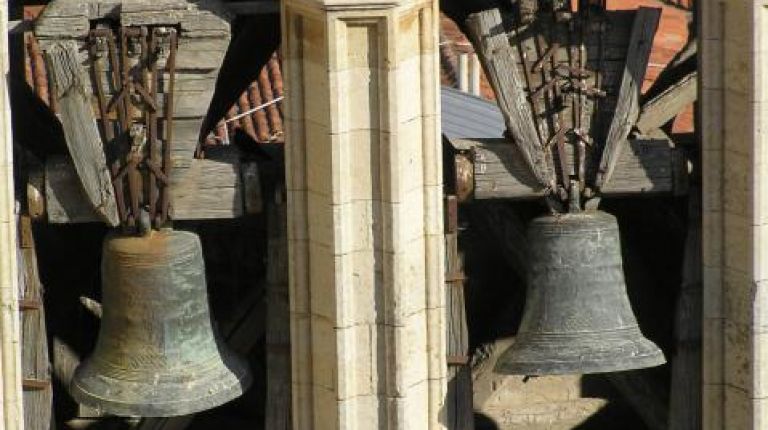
xmin=700 ymin=1 xmax=725 ymax=428
xmin=0 ymin=1 xmax=23 ymax=428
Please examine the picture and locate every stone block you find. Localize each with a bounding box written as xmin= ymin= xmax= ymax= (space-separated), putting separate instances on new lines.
xmin=724 ymin=213 xmax=752 ymax=273
xmin=703 ymin=383 xmax=724 ymax=430
xmin=305 ymin=124 xmax=334 ymax=199
xmin=289 ymin=240 xmax=311 ymax=313
xmin=724 ymin=321 xmax=751 ymax=394
xmin=311 ymin=314 xmax=338 ymax=391
xmin=424 ymin=237 xmax=445 ymax=310
xmin=755 ymin=396 xmax=768 ymax=430
xmin=723 ymin=40 xmax=753 ymax=97
xmin=724 ymin=268 xmax=754 ymax=328
xmin=344 ymin=249 xmax=381 ymax=326
xmin=423 ymin=185 xmax=444 ymax=237
xmin=385 ymin=199 xmax=426 ymax=253
xmin=338 ymin=394 xmax=381 ymax=429
xmin=755 ymin=227 xmax=768 ymax=282
xmin=702 ymin=210 xmax=722 ymax=267
xmin=724 ymin=383 xmax=752 ymax=430
xmin=723 ymin=2 xmax=753 ymax=47
xmin=704 ymin=266 xmax=724 ymax=319
xmin=336 ymin=324 xmax=375 ymax=400
xmin=383 ymin=243 xmax=427 ymax=321
xmin=700 ymin=88 xmax=723 ymax=148
xmin=306 ymin=192 xmax=334 ymax=248
xmin=396 ymin=8 xmax=422 ymax=60
xmin=703 ymin=317 xmax=725 ymax=385
xmin=395 ymin=57 xmax=424 ymax=123
xmin=701 ymin=39 xmax=724 ymax=90
xmin=303 ymin=61 xmax=333 ymax=127
xmin=421 ymin=115 xmax=442 ymax=185
xmin=701 ymin=1 xmax=723 ymax=42
xmin=723 ymin=97 xmax=755 ymax=157
xmin=347 ymin=129 xmax=381 ymax=201
xmin=308 ymin=241 xmax=338 ymax=320
xmin=291 ymin=312 xmax=313 ymax=383
xmin=752 ymin=330 xmax=768 ymax=398
xmin=313 ymin=383 xmax=340 ymax=429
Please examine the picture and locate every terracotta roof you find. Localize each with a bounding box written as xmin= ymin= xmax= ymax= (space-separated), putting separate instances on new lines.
xmin=607 ymin=0 xmax=694 ymax=133
xmin=23 ymin=1 xmax=694 ymax=147
xmin=210 ymin=53 xmax=285 ymax=145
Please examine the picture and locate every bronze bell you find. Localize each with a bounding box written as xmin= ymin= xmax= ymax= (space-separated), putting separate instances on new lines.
xmin=70 ymin=229 xmax=252 ymax=417
xmin=496 ymin=210 xmax=665 ymax=375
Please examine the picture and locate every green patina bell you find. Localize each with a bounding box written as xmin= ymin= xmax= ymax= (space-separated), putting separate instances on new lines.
xmin=70 ymin=229 xmax=252 ymax=417
xmin=496 ymin=210 xmax=666 ymax=375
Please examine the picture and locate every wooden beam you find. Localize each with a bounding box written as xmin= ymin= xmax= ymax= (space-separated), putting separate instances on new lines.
xmin=466 ymin=8 xmax=554 ymax=188
xmin=453 ymin=137 xmax=683 ymax=201
xmin=40 ymin=148 xmax=253 ymax=223
xmin=45 ymin=41 xmax=120 ymax=226
xmin=18 ymin=215 xmax=53 ymax=430
xmin=636 ymin=70 xmax=697 ymax=135
xmin=444 ymin=195 xmax=473 ymax=430
xmin=597 ymin=7 xmax=661 ymax=189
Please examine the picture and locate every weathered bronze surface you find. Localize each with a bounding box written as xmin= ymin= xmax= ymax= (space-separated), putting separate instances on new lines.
xmin=70 ymin=230 xmax=252 ymax=416
xmin=496 ymin=210 xmax=665 ymax=375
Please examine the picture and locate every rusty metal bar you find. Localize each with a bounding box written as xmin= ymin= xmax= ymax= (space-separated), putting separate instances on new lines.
xmin=160 ymin=29 xmax=177 ymax=225
xmin=147 ymin=29 xmax=159 ymax=224
xmin=89 ymin=31 xmax=127 ymax=222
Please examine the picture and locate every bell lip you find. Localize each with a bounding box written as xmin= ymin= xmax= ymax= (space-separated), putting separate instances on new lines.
xmin=69 ymin=355 xmax=253 ymax=417
xmin=493 ymin=340 xmax=666 ymax=376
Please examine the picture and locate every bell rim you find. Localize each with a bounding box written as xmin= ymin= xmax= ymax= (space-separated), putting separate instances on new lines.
xmin=69 ymin=354 xmax=253 ymax=417
xmin=494 ymin=351 xmax=666 ymax=376
xmin=494 ymin=337 xmax=666 ymax=376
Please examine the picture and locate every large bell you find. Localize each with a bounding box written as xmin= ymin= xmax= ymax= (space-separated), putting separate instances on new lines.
xmin=496 ymin=210 xmax=665 ymax=375
xmin=71 ymin=229 xmax=252 ymax=416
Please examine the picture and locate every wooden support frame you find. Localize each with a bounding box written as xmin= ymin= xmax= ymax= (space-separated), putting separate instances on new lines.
xmin=32 ymin=147 xmax=261 ymax=224
xmin=597 ymin=7 xmax=661 ymax=189
xmin=451 ymin=137 xmax=686 ymax=201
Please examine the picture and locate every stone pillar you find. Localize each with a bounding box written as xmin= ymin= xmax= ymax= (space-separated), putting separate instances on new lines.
xmin=0 ymin=1 xmax=23 ymax=428
xmin=701 ymin=1 xmax=768 ymax=428
xmin=281 ymin=0 xmax=446 ymax=428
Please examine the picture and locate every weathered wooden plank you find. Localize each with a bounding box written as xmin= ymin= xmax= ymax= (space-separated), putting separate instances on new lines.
xmin=35 ymin=0 xmax=231 ymax=39
xmin=46 ymin=41 xmax=120 ymax=226
xmin=444 ymin=195 xmax=473 ymax=430
xmin=455 ymin=137 xmax=679 ymax=200
xmin=596 ymin=7 xmax=661 ymax=189
xmin=43 ymin=149 xmax=244 ymax=223
xmin=466 ymin=8 xmax=554 ymax=188
xmin=636 ymin=70 xmax=697 ymax=135
xmin=121 ymin=3 xmax=232 ymax=38
xmin=18 ymin=215 xmax=53 ymax=430
xmin=170 ymin=150 xmax=243 ymax=220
